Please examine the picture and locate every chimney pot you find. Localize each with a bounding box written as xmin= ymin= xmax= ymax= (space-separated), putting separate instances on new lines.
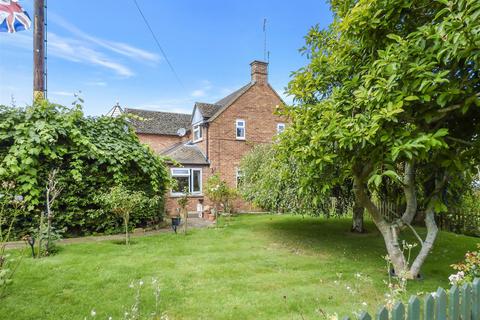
xmin=250 ymin=60 xmax=268 ymax=84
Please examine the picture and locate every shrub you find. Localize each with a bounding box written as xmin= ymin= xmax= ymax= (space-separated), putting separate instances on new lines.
xmin=0 ymin=181 xmax=26 ymax=298
xmin=205 ymin=174 xmax=236 ymax=215
xmin=0 ymin=101 xmax=170 ymax=238
xmin=97 ymin=185 xmax=155 ymax=245
xmin=239 ymin=144 xmax=353 ymax=216
xmin=449 ymin=244 xmax=480 ymax=286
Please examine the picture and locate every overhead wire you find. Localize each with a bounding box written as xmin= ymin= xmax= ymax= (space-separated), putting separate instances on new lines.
xmin=132 ymin=0 xmax=185 ymax=90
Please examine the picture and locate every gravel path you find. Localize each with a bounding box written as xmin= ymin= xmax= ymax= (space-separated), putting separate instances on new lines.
xmin=4 ymin=217 xmax=213 ymax=250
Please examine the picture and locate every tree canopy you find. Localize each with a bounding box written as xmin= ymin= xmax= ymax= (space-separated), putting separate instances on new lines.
xmin=281 ymin=0 xmax=480 ymax=277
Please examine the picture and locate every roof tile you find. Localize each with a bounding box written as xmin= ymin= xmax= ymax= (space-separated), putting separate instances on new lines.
xmin=125 ymin=108 xmax=191 ymax=136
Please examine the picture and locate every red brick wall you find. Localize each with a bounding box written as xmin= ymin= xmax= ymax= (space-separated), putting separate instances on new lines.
xmin=137 ymin=133 xmax=188 ymax=153
xmin=207 ymin=82 xmax=286 ymax=211
xmin=135 ymin=81 xmax=286 ymax=214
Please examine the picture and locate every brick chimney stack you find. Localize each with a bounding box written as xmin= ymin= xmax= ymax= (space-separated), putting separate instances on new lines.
xmin=250 ymin=60 xmax=268 ymax=84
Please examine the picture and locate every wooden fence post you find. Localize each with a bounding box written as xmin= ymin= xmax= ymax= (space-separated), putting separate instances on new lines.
xmin=435 ymin=287 xmax=447 ymax=319
xmin=392 ymin=302 xmax=405 ymax=320
xmin=376 ymin=306 xmax=388 ymax=320
xmin=461 ymin=283 xmax=472 ymax=320
xmin=473 ymin=279 xmax=480 ymax=320
xmin=407 ymin=296 xmax=420 ymax=320
xmin=424 ymin=294 xmax=434 ymax=320
xmin=450 ymin=285 xmax=460 ymax=320
xmin=341 ymin=279 xmax=480 ymax=320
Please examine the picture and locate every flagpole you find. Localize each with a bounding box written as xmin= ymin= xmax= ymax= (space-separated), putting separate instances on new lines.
xmin=33 ymin=0 xmax=45 ymax=102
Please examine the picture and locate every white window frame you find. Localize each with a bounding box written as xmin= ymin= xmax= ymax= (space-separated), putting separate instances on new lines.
xmin=236 ymin=119 xmax=246 ymax=140
xmin=170 ymin=168 xmax=203 ymax=196
xmin=193 ymin=124 xmax=202 ymax=142
xmin=277 ymin=123 xmax=286 ymax=134
xmin=191 ymin=168 xmax=202 ymax=195
xmin=235 ymin=167 xmax=243 ymax=188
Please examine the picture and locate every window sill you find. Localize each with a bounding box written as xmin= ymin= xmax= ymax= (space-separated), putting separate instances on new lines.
xmin=170 ymin=193 xmax=204 ymax=198
xmin=192 ymin=138 xmax=203 ymax=143
xmin=236 ymin=137 xmax=246 ymax=141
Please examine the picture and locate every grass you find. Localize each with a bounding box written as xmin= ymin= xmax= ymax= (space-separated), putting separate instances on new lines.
xmin=1 ymin=214 xmax=477 ymax=319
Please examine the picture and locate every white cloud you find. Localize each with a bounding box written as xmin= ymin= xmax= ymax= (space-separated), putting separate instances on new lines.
xmin=191 ymin=89 xmax=206 ymax=98
xmin=47 ymin=33 xmax=134 ymax=77
xmin=136 ymin=97 xmax=195 ymax=114
xmin=190 ymin=80 xmax=213 ymax=98
xmin=85 ymin=81 xmax=107 ymax=87
xmin=50 ymin=91 xmax=74 ymax=97
xmin=49 ymin=12 xmax=160 ymax=63
xmin=1 ymin=31 xmax=134 ymax=77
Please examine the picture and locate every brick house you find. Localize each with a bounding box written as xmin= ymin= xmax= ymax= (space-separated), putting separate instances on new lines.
xmin=117 ymin=61 xmax=286 ymax=215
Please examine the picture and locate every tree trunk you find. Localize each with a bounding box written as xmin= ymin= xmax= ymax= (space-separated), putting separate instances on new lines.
xmin=351 ymin=202 xmax=364 ymax=233
xmin=183 ymin=208 xmax=188 ymax=235
xmin=353 ymin=163 xmax=443 ymax=279
xmin=46 ymin=190 xmax=52 ymax=255
xmin=124 ymin=213 xmax=130 ymax=245
xmin=46 ymin=215 xmax=52 ymax=254
xmin=409 ymin=204 xmax=438 ymax=277
xmin=37 ymin=213 xmax=44 ymax=258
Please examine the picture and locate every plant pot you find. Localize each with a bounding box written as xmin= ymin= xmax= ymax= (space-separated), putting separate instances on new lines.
xmin=208 ymin=214 xmax=215 ymax=221
xmin=171 ymin=216 xmax=181 ymax=226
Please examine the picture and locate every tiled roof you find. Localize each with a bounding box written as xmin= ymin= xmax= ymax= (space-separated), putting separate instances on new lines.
xmin=162 ymin=142 xmax=209 ymax=165
xmin=215 ymin=83 xmax=252 ymax=107
xmin=124 ymin=108 xmax=191 ymax=136
xmin=195 ymin=102 xmax=222 ymax=119
xmin=207 ymin=83 xmax=254 ymax=121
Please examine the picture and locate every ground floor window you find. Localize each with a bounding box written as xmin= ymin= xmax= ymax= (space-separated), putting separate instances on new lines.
xmin=236 ymin=168 xmax=244 ymax=188
xmin=171 ymin=168 xmax=202 ymax=195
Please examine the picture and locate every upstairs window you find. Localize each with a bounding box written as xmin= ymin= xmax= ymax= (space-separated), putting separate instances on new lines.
xmin=171 ymin=168 xmax=202 ymax=195
xmin=236 ymin=119 xmax=245 ymax=140
xmin=277 ymin=123 xmax=285 ymax=134
xmin=193 ymin=124 xmax=202 ymax=142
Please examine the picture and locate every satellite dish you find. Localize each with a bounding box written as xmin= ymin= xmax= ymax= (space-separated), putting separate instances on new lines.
xmin=177 ymin=128 xmax=186 ymax=137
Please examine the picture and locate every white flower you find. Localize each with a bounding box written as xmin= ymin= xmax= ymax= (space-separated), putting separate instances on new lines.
xmin=90 ymin=310 xmax=96 ymax=317
xmin=139 ymin=280 xmax=144 ymax=286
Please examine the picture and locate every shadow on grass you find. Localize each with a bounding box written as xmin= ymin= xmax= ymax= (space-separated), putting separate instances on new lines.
xmin=110 ymin=239 xmax=138 ymax=245
xmin=253 ymin=214 xmax=477 ymax=281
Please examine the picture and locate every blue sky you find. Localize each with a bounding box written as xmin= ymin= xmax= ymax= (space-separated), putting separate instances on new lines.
xmin=0 ymin=0 xmax=332 ymax=116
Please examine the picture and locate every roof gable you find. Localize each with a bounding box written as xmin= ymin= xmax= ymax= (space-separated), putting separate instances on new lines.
xmin=191 ymin=102 xmax=222 ymax=124
xmin=206 ymin=83 xmax=254 ymax=122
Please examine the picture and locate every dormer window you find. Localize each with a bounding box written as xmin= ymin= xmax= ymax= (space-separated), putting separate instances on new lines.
xmin=236 ymin=119 xmax=245 ymax=140
xmin=193 ymin=124 xmax=202 ymax=142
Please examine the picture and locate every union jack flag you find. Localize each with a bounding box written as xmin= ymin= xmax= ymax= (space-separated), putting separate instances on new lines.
xmin=0 ymin=0 xmax=31 ymax=33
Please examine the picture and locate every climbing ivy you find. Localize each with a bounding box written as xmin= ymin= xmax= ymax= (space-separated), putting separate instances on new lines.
xmin=0 ymin=100 xmax=170 ymax=237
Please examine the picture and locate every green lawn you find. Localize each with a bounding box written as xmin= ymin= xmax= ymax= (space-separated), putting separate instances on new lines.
xmin=1 ymin=214 xmax=477 ymax=319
